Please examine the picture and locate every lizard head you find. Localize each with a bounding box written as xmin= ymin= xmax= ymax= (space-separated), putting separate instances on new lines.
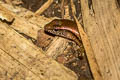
xmin=44 ymin=19 xmax=62 ymax=30
xmin=44 ymin=19 xmax=81 ymax=46
xmin=44 ymin=19 xmax=64 ymax=35
xmin=44 ymin=19 xmax=79 ymax=36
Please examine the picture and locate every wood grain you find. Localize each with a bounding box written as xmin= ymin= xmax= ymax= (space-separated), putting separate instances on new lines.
xmin=0 ymin=3 xmax=78 ymax=80
xmin=0 ymin=21 xmax=78 ymax=80
xmin=81 ymin=0 xmax=120 ymax=80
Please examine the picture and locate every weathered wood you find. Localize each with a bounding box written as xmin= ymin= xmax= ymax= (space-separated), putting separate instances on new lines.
xmin=0 ymin=49 xmax=41 ymax=80
xmin=0 ymin=3 xmax=14 ymax=22
xmin=0 ymin=2 xmax=76 ymax=60
xmin=0 ymin=3 xmax=53 ymax=39
xmin=81 ymin=0 xmax=120 ymax=80
xmin=70 ymin=0 xmax=102 ymax=79
xmin=46 ymin=37 xmax=70 ymax=58
xmin=74 ymin=14 xmax=103 ymax=80
xmin=0 ymin=3 xmax=78 ymax=80
xmin=0 ymin=21 xmax=78 ymax=80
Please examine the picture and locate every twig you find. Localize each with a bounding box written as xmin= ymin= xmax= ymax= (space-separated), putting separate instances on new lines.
xmin=35 ymin=0 xmax=53 ymax=16
xmin=70 ymin=0 xmax=103 ymax=80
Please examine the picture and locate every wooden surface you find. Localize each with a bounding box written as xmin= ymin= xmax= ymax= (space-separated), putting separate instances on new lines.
xmin=0 ymin=20 xmax=77 ymax=80
xmin=81 ymin=0 xmax=120 ymax=80
xmin=1 ymin=0 xmax=120 ymax=80
xmin=0 ymin=3 xmax=78 ymax=80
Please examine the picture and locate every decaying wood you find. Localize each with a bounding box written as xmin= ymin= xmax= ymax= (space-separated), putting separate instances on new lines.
xmin=0 ymin=21 xmax=78 ymax=80
xmin=0 ymin=4 xmax=39 ymax=39
xmin=0 ymin=2 xmax=54 ymax=39
xmin=46 ymin=37 xmax=70 ymax=58
xmin=70 ymin=0 xmax=102 ymax=80
xmin=0 ymin=1 xmax=76 ymax=61
xmin=0 ymin=4 xmax=78 ymax=80
xmin=74 ymin=14 xmax=102 ymax=80
xmin=0 ymin=49 xmax=41 ymax=80
xmin=0 ymin=4 xmax=14 ymax=22
xmin=81 ymin=0 xmax=120 ymax=80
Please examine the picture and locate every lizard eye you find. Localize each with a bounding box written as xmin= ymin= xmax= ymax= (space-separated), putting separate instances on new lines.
xmin=54 ymin=29 xmax=58 ymax=31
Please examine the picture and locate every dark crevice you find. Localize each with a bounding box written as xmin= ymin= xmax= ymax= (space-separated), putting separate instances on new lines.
xmin=116 ymin=0 xmax=120 ymax=8
xmin=13 ymin=29 xmax=37 ymax=44
xmin=0 ymin=18 xmax=15 ymax=25
xmin=88 ymin=0 xmax=95 ymax=15
xmin=88 ymin=0 xmax=92 ymax=9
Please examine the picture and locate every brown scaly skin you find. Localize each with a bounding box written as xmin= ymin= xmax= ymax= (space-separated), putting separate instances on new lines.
xmin=44 ymin=19 xmax=82 ymax=47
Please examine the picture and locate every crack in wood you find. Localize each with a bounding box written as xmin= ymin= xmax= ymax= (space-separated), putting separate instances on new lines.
xmin=88 ymin=0 xmax=92 ymax=9
xmin=0 ymin=18 xmax=15 ymax=25
xmin=87 ymin=0 xmax=95 ymax=16
xmin=116 ymin=0 xmax=120 ymax=8
xmin=12 ymin=29 xmax=37 ymax=44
